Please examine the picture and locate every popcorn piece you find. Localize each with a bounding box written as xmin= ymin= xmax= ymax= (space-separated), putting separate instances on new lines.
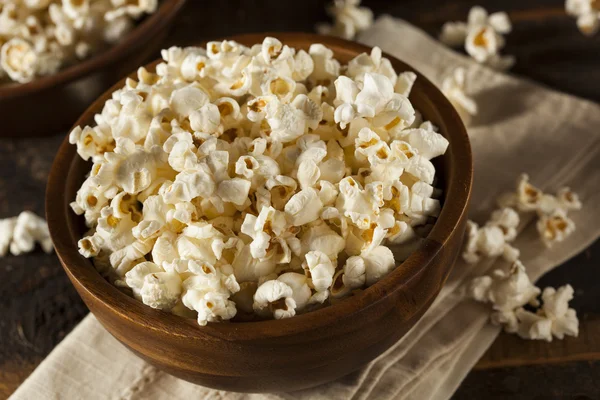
xmin=441 ymin=67 xmax=478 ymax=118
xmin=537 ymin=209 xmax=576 ymax=248
xmin=361 ymin=245 xmax=395 ymax=286
xmin=342 ymin=255 xmax=366 ymax=289
xmin=468 ymin=261 xmax=540 ymax=312
xmin=125 ymin=261 xmax=182 ymax=311
xmin=316 ymin=0 xmax=374 ymax=40
xmin=277 ymin=272 xmax=312 ymax=310
xmin=253 ymin=279 xmax=297 ymax=319
xmin=439 ymin=6 xmax=514 ymax=70
xmin=539 ymin=285 xmax=579 ymax=339
xmin=566 ymin=0 xmax=600 ymax=36
xmin=4 ymin=211 xmax=53 ymax=256
xmin=303 ymin=250 xmax=335 ymax=292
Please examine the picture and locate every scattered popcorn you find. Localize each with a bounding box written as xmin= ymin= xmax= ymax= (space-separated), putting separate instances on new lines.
xmin=497 ymin=174 xmax=582 ymax=247
xmin=0 ymin=0 xmax=158 ymax=84
xmin=0 ymin=211 xmax=53 ymax=257
xmin=71 ymin=37 xmax=448 ymax=324
xmin=439 ymin=6 xmax=515 ymax=70
xmin=566 ymin=0 xmax=600 ymax=36
xmin=462 ymin=207 xmax=520 ymax=264
xmin=441 ymin=67 xmax=478 ymax=119
xmin=469 ymin=262 xmax=579 ymax=341
xmin=316 ymin=0 xmax=374 ymax=40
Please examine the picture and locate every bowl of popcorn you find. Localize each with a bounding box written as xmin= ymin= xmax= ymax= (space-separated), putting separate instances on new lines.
xmin=46 ymin=33 xmax=472 ymax=392
xmin=0 ymin=0 xmax=186 ymax=137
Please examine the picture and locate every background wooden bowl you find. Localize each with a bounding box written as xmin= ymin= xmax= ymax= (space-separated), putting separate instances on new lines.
xmin=46 ymin=33 xmax=472 ymax=393
xmin=0 ymin=0 xmax=186 ymax=138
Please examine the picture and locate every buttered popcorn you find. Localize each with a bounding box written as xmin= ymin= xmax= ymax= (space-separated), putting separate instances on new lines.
xmin=0 ymin=0 xmax=158 ymax=84
xmin=71 ymin=37 xmax=449 ymax=325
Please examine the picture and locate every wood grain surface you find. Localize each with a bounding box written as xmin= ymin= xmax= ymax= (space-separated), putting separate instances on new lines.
xmin=0 ymin=0 xmax=598 ymax=398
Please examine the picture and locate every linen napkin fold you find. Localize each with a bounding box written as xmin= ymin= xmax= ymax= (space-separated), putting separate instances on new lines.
xmin=11 ymin=17 xmax=600 ymax=400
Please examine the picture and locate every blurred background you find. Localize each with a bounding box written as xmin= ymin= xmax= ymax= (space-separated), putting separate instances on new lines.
xmin=0 ymin=0 xmax=598 ymax=398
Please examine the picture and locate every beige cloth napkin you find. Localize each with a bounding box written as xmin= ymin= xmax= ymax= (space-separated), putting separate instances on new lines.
xmin=11 ymin=17 xmax=600 ymax=400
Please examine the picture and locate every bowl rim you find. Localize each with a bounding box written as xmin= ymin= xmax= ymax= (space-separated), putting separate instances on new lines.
xmin=46 ymin=32 xmax=472 ymax=341
xmin=0 ymin=0 xmax=187 ymax=99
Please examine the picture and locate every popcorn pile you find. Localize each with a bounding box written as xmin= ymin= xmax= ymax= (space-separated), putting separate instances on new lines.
xmin=439 ymin=6 xmax=515 ymax=71
xmin=566 ymin=0 xmax=600 ymax=36
xmin=469 ymin=261 xmax=579 ymax=341
xmin=0 ymin=211 xmax=53 ymax=257
xmin=316 ymin=0 xmax=373 ymax=40
xmin=0 ymin=0 xmax=158 ymax=84
xmin=498 ymin=174 xmax=581 ymax=247
xmin=70 ymin=37 xmax=449 ymax=325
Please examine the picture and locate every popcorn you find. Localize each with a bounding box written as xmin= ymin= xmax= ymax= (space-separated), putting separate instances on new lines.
xmin=125 ymin=261 xmax=182 ymax=311
xmin=71 ymin=37 xmax=448 ymax=324
xmin=316 ymin=0 xmax=374 ymax=40
xmin=469 ymin=261 xmax=540 ymax=312
xmin=0 ymin=211 xmax=53 ymax=257
xmin=303 ymin=250 xmax=335 ymax=292
xmin=441 ymin=67 xmax=478 ymax=119
xmin=253 ymin=279 xmax=297 ymax=319
xmin=470 ymin=262 xmax=579 ymax=342
xmin=537 ymin=209 xmax=576 ymax=248
xmin=0 ymin=1 xmax=158 ymax=84
xmin=566 ymin=0 xmax=600 ymax=36
xmin=439 ymin=6 xmax=515 ymax=70
xmin=462 ymin=207 xmax=520 ymax=264
xmin=497 ymin=174 xmax=582 ymax=247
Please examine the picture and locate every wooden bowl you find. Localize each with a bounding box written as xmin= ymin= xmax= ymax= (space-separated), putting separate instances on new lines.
xmin=46 ymin=33 xmax=472 ymax=393
xmin=0 ymin=0 xmax=187 ymax=138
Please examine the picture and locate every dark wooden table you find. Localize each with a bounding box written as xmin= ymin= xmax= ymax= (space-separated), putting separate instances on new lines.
xmin=1 ymin=1 xmax=598 ymax=398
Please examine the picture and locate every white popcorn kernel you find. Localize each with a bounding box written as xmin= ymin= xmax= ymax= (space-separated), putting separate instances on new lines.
xmin=308 ymin=43 xmax=340 ymax=86
xmin=164 ymin=167 xmax=216 ymax=204
xmin=296 ymin=159 xmax=321 ymax=189
xmin=8 ymin=211 xmax=53 ymax=256
xmin=566 ymin=0 xmax=600 ymax=36
xmin=216 ymin=178 xmax=251 ymax=206
xmin=78 ymin=234 xmax=104 ymax=258
xmin=514 ymin=173 xmax=543 ymax=211
xmin=316 ymin=0 xmax=374 ymax=40
xmin=277 ymin=272 xmax=312 ymax=310
xmin=556 ymin=187 xmax=582 ymax=211
xmin=285 ymin=188 xmax=323 ymax=226
xmin=469 ymin=261 xmax=541 ymax=312
xmin=512 ymin=308 xmax=554 ymax=341
xmin=537 ymin=209 xmax=576 ymax=248
xmin=125 ymin=261 xmax=182 ymax=311
xmin=189 ymin=103 xmax=221 ymax=134
xmin=253 ymin=279 xmax=297 ymax=319
xmin=540 ymin=285 xmax=579 ymax=339
xmin=394 ymin=71 xmax=417 ymax=97
xmin=342 ymin=255 xmax=366 ymax=289
xmin=361 ymin=245 xmax=395 ymax=286
xmin=441 ymin=67 xmax=478 ymax=118
xmin=1 ymin=38 xmax=38 ymax=83
xmin=400 ymin=128 xmax=449 ymax=161
xmin=304 ymin=250 xmax=335 ymax=292
xmin=488 ymin=207 xmax=520 ymax=241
